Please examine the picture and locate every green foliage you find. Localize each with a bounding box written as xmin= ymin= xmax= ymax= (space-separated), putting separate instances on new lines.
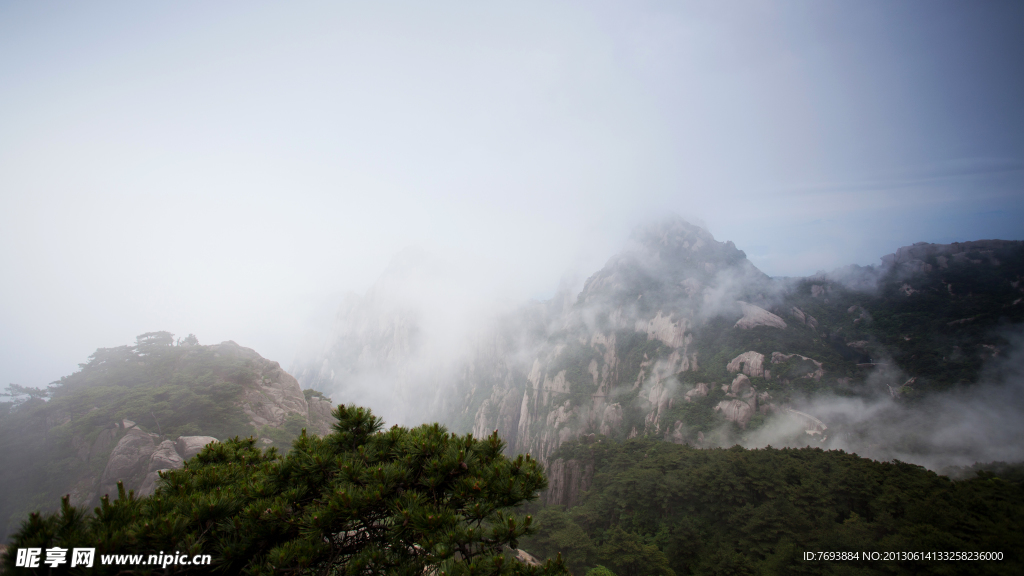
xmin=2 ymin=405 xmax=568 ymax=575
xmin=523 ymin=439 xmax=1024 ymax=576
xmin=257 ymin=412 xmax=308 ymax=452
xmin=787 ymin=245 xmax=1024 ymax=391
xmin=0 ymin=336 xmax=269 ymax=541
xmin=303 ymin=388 xmax=327 ymax=402
xmin=519 ymin=508 xmax=595 ymax=574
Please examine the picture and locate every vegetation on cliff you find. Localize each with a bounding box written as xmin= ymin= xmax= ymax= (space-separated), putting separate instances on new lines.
xmin=0 ymin=333 xmax=324 ymax=541
xmin=2 ymin=405 xmax=565 ymax=576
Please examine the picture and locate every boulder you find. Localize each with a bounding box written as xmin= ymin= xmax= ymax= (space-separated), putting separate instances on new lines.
xmin=771 ymin=352 xmax=824 ymax=380
xmin=684 ymin=382 xmax=708 ymax=402
xmin=665 ymin=420 xmax=686 ymax=445
xmin=175 ymin=436 xmax=219 ymax=460
xmin=306 ymin=395 xmax=336 ymax=437
xmin=138 ymin=469 xmax=173 ymax=497
xmin=730 ymin=374 xmax=753 ymax=397
xmin=89 ymin=426 xmax=119 ymax=462
xmin=734 ymin=302 xmax=787 ymax=330
xmin=97 ymin=427 xmax=159 ymax=498
xmin=149 ymin=440 xmax=184 ymax=472
xmin=726 ymin=351 xmax=765 ymax=378
xmin=715 ymin=399 xmax=755 ymax=428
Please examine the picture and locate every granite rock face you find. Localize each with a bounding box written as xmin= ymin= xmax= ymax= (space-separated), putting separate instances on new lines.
xmin=97 ymin=428 xmax=159 ymax=499
xmin=727 ymin=351 xmax=766 ymax=378
xmin=176 ymin=436 xmax=219 ymax=460
xmin=544 ymin=458 xmax=594 ymax=508
xmin=149 ymin=440 xmax=184 ymax=472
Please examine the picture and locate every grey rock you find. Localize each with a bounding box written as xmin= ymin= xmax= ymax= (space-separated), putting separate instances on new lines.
xmin=149 ymin=440 xmax=184 ymax=472
xmin=306 ymin=395 xmax=336 ymax=437
xmin=89 ymin=427 xmax=119 ymax=462
xmin=175 ymin=436 xmax=219 ymax=460
xmin=727 ymin=351 xmax=765 ymax=378
xmin=544 ymin=458 xmax=594 ymax=508
xmin=138 ymin=469 xmax=173 ymax=497
xmin=98 ymin=427 xmax=159 ymax=498
xmin=734 ymin=301 xmax=787 ymax=330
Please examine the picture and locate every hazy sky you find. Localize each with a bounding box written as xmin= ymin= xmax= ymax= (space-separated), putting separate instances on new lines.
xmin=2 ymin=1 xmax=1022 ymax=388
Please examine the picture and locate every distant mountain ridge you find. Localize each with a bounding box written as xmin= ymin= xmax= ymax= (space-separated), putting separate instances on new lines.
xmin=295 ymin=217 xmax=1024 ymax=480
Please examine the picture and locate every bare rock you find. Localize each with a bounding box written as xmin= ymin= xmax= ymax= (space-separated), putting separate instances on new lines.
xmin=175 ymin=436 xmax=219 ymax=460
xmin=89 ymin=426 xmax=119 ymax=462
xmin=771 ymin=352 xmax=824 ymax=380
xmin=730 ymin=374 xmax=753 ymax=397
xmin=544 ymin=458 xmax=594 ymax=508
xmin=216 ymin=341 xmax=309 ymax=429
xmin=726 ymin=351 xmax=765 ymax=377
xmin=515 ymin=549 xmax=543 ymax=567
xmin=665 ymin=420 xmax=686 ymax=444
xmin=734 ymin=302 xmax=787 ymax=330
xmin=637 ymin=311 xmax=690 ymax=348
xmin=715 ymin=399 xmax=755 ymax=428
xmin=138 ymin=469 xmax=173 ymax=497
xmin=684 ymin=383 xmax=708 ymax=402
xmin=789 ymin=307 xmax=817 ymax=328
xmin=599 ymin=403 xmax=623 ymax=436
xmin=306 ymin=395 xmax=336 ymax=437
xmin=149 ymin=440 xmax=184 ymax=473
xmin=98 ymin=427 xmax=159 ymax=498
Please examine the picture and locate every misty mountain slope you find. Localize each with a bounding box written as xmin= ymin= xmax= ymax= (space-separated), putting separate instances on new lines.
xmin=295 ymin=217 xmax=1024 ymax=472
xmin=783 ymin=239 xmax=1024 ymax=394
xmin=0 ymin=333 xmax=335 ymax=541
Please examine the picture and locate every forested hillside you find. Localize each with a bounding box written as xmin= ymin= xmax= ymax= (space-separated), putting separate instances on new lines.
xmin=521 ymin=438 xmax=1024 ymax=576
xmin=0 ymin=333 xmax=335 ymax=542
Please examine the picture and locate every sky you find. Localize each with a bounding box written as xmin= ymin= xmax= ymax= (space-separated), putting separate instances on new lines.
xmin=2 ymin=1 xmax=1022 ymax=389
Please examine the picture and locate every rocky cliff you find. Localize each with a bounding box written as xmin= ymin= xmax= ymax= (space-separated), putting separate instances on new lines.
xmin=0 ymin=336 xmax=337 ymax=537
xmin=294 ymin=218 xmax=1024 ymax=494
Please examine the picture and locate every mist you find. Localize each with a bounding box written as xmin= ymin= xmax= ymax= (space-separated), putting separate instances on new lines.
xmin=2 ymin=1 xmax=1023 ymax=409
xmin=730 ymin=330 xmax=1024 ymax=471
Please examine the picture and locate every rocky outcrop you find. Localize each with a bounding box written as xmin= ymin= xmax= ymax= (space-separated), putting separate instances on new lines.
xmin=638 ymin=311 xmax=690 ymax=348
xmin=665 ymin=420 xmax=686 ymax=444
xmin=149 ymin=440 xmax=184 ymax=472
xmin=684 ymin=382 xmax=708 ymax=402
xmin=306 ymin=396 xmax=336 ymax=437
xmin=714 ymin=374 xmax=766 ymax=428
xmin=138 ymin=470 xmax=168 ymax=497
xmin=544 ymin=458 xmax=594 ymax=508
xmin=771 ymin=352 xmax=824 ymax=380
xmin=214 ymin=341 xmax=336 ymax=436
xmin=175 ymin=436 xmax=218 ymax=460
xmin=97 ymin=428 xmax=159 ymax=499
xmin=735 ymin=302 xmax=787 ymax=330
xmin=726 ymin=351 xmax=765 ymax=378
xmin=789 ymin=307 xmax=818 ymax=329
xmin=232 ymin=353 xmax=309 ymax=428
xmin=715 ymin=399 xmax=755 ymax=428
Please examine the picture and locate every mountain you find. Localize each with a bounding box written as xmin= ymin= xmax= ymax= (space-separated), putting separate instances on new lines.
xmin=0 ymin=334 xmax=336 ymax=541
xmin=296 ymin=217 xmax=1024 ymax=478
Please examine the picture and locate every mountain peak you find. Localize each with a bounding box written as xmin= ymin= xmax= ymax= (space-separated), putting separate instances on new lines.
xmin=577 ymin=216 xmax=764 ymax=309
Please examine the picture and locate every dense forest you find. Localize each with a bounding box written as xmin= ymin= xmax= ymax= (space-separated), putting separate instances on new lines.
xmin=521 ymin=438 xmax=1024 ymax=576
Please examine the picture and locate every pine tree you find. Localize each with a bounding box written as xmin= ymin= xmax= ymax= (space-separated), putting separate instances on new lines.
xmin=2 ymin=405 xmax=567 ymax=575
